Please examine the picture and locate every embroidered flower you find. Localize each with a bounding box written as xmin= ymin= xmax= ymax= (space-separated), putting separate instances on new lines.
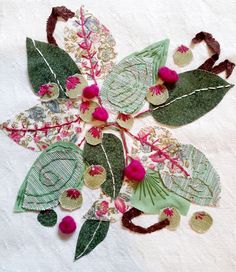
xmin=163 ymin=208 xmax=174 ymax=217
xmin=149 ymin=84 xmax=166 ymax=95
xmin=66 ymin=76 xmax=81 ymax=91
xmin=60 ymin=130 xmax=69 ymax=138
xmin=177 ymin=45 xmax=189 ymax=53
xmin=66 ymin=188 xmax=81 ymax=199
xmin=28 ymin=106 xmax=46 ymax=122
xmin=38 ymin=84 xmax=53 ymax=96
xmin=80 ymin=101 xmax=90 ymax=113
xmin=96 ymin=201 xmax=109 ymax=217
xmin=97 ymin=45 xmax=116 ymax=62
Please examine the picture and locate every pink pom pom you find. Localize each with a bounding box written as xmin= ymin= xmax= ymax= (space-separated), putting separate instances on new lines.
xmin=82 ymin=84 xmax=99 ymax=99
xmin=59 ymin=216 xmax=76 ymax=234
xmin=124 ymin=160 xmax=146 ymax=182
xmin=92 ymin=106 xmax=109 ymax=121
xmin=158 ymin=66 xmax=179 ymax=84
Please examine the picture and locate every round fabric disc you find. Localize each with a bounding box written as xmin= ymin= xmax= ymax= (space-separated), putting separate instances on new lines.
xmin=189 ymin=211 xmax=213 ymax=233
xmin=37 ymin=209 xmax=57 ymax=227
xmin=59 ymin=188 xmax=83 ymax=211
xmin=159 ymin=207 xmax=181 ymax=230
xmin=84 ymin=165 xmax=106 ymax=189
xmin=173 ymin=45 xmax=193 ymax=67
xmin=85 ymin=127 xmax=103 ymax=145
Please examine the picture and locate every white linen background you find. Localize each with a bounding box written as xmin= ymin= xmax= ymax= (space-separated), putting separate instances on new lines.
xmin=0 ymin=0 xmax=236 ymax=271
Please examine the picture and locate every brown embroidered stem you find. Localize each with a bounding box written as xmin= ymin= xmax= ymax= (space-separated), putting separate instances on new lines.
xmin=124 ymin=129 xmax=190 ymax=177
xmin=3 ymin=116 xmax=81 ymax=135
xmin=192 ymin=31 xmax=235 ymax=78
xmin=122 ymin=208 xmax=169 ymax=234
xmin=47 ymin=6 xmax=75 ymax=46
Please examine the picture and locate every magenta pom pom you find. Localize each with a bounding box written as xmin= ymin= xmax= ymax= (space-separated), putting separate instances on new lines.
xmin=59 ymin=216 xmax=76 ymax=234
xmin=158 ymin=66 xmax=179 ymax=84
xmin=92 ymin=106 xmax=109 ymax=121
xmin=124 ymin=160 xmax=146 ymax=182
xmin=82 ymin=84 xmax=99 ymax=99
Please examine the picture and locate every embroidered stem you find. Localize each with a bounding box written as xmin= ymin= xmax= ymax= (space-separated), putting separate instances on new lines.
xmin=125 ymin=130 xmax=190 ymax=177
xmin=152 ymin=84 xmax=232 ymax=112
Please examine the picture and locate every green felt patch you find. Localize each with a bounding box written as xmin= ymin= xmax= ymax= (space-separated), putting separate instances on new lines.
xmin=150 ymin=69 xmax=234 ymax=126
xmin=100 ymin=39 xmax=169 ymax=114
xmin=131 ymin=169 xmax=190 ymax=215
xmin=37 ymin=209 xmax=57 ymax=227
xmin=161 ymin=144 xmax=221 ymax=206
xmin=83 ymin=133 xmax=125 ymax=199
xmin=74 ymin=220 xmax=110 ymax=260
xmin=14 ymin=142 xmax=84 ymax=212
xmin=27 ymin=37 xmax=80 ymax=98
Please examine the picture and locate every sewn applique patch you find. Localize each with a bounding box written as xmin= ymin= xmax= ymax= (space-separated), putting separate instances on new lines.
xmin=37 ymin=209 xmax=57 ymax=227
xmin=0 ymin=99 xmax=83 ymax=151
xmin=173 ymin=45 xmax=193 ymax=67
xmin=159 ymin=207 xmax=180 ymax=230
xmin=14 ymin=142 xmax=84 ymax=211
xmin=84 ymin=165 xmax=106 ymax=189
xmin=38 ymin=83 xmax=60 ymax=101
xmin=65 ymin=74 xmax=88 ymax=98
xmin=116 ymin=113 xmax=134 ymax=130
xmin=150 ymin=69 xmax=234 ymax=126
xmin=59 ymin=188 xmax=83 ymax=211
xmin=189 ymin=211 xmax=213 ymax=233
xmin=74 ymin=220 xmax=110 ymax=260
xmin=100 ymin=40 xmax=169 ymax=114
xmin=85 ymin=127 xmax=103 ymax=145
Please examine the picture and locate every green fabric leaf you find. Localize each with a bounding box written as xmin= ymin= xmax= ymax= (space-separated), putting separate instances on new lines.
xmin=100 ymin=39 xmax=169 ymax=114
xmin=27 ymin=37 xmax=80 ymax=98
xmin=74 ymin=220 xmax=110 ymax=260
xmin=37 ymin=210 xmax=57 ymax=227
xmin=150 ymin=69 xmax=234 ymax=126
xmin=14 ymin=142 xmax=84 ymax=212
xmin=131 ymin=169 xmax=190 ymax=215
xmin=83 ymin=133 xmax=125 ymax=199
xmin=160 ymin=144 xmax=221 ymax=206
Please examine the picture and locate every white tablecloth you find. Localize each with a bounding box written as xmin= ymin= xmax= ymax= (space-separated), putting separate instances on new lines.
xmin=0 ymin=0 xmax=236 ymax=271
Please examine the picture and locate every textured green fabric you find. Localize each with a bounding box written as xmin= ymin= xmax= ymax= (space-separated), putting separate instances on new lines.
xmin=14 ymin=142 xmax=84 ymax=211
xmin=161 ymin=144 xmax=221 ymax=206
xmin=131 ymin=169 xmax=190 ymax=215
xmin=83 ymin=133 xmax=125 ymax=199
xmin=150 ymin=69 xmax=234 ymax=126
xmin=74 ymin=220 xmax=110 ymax=260
xmin=100 ymin=39 xmax=169 ymax=114
xmin=37 ymin=210 xmax=57 ymax=227
xmin=27 ymin=38 xmax=80 ymax=98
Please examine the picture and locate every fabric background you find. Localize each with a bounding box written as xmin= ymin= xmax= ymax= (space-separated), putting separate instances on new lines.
xmin=0 ymin=0 xmax=236 ymax=271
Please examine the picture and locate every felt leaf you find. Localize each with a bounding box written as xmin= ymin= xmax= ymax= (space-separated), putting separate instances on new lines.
xmin=64 ymin=6 xmax=117 ymax=80
xmin=83 ymin=133 xmax=125 ymax=199
xmin=0 ymin=99 xmax=83 ymax=151
xmin=150 ymin=69 xmax=234 ymax=126
xmin=160 ymin=144 xmax=221 ymax=206
xmin=37 ymin=210 xmax=57 ymax=227
xmin=131 ymin=169 xmax=190 ymax=215
xmin=27 ymin=37 xmax=81 ymax=98
xmin=100 ymin=39 xmax=169 ymax=114
xmin=14 ymin=142 xmax=84 ymax=211
xmin=74 ymin=219 xmax=110 ymax=260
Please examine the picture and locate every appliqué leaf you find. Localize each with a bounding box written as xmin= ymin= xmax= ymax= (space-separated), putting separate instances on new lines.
xmin=27 ymin=37 xmax=81 ymax=98
xmin=100 ymin=39 xmax=169 ymax=114
xmin=160 ymin=144 xmax=221 ymax=206
xmin=14 ymin=142 xmax=84 ymax=211
xmin=0 ymin=99 xmax=83 ymax=151
xmin=83 ymin=133 xmax=125 ymax=199
xmin=64 ymin=6 xmax=117 ymax=80
xmin=150 ymin=69 xmax=234 ymax=126
xmin=74 ymin=219 xmax=110 ymax=260
xmin=131 ymin=169 xmax=190 ymax=215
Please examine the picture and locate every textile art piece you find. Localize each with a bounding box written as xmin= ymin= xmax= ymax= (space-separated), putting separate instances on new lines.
xmin=0 ymin=5 xmax=235 ymax=261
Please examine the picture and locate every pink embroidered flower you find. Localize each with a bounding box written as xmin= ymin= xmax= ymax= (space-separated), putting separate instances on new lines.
xmin=82 ymin=84 xmax=99 ymax=99
xmin=66 ymin=189 xmax=81 ymax=200
xmin=60 ymin=130 xmax=69 ymax=138
xmin=158 ymin=66 xmax=179 ymax=84
xmin=80 ymin=101 xmax=90 ymax=114
xmin=96 ymin=201 xmax=109 ymax=217
xmin=75 ymin=127 xmax=82 ymax=133
xmin=125 ymin=160 xmax=146 ymax=182
xmin=66 ymin=76 xmax=81 ymax=91
xmin=89 ymin=165 xmax=104 ymax=176
xmin=34 ymin=135 xmax=41 ymax=143
xmin=92 ymin=106 xmax=109 ymax=121
xmin=10 ymin=131 xmax=23 ymax=142
xmin=89 ymin=127 xmax=102 ymax=138
xmin=149 ymin=85 xmax=166 ymax=95
xmin=117 ymin=113 xmax=132 ymax=122
xmin=177 ymin=45 xmax=189 ymax=53
xmin=163 ymin=208 xmax=174 ymax=217
xmin=59 ymin=216 xmax=76 ymax=234
xmin=38 ymin=84 xmax=53 ymax=96
xmin=149 ymin=151 xmax=166 ymax=163
xmin=114 ymin=197 xmax=127 ymax=213
xmin=66 ymin=100 xmax=73 ymax=110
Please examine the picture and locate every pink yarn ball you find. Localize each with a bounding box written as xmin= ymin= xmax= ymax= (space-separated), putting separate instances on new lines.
xmin=59 ymin=216 xmax=76 ymax=234
xmin=124 ymin=160 xmax=146 ymax=182
xmin=92 ymin=106 xmax=109 ymax=121
xmin=82 ymin=84 xmax=99 ymax=99
xmin=158 ymin=66 xmax=179 ymax=84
